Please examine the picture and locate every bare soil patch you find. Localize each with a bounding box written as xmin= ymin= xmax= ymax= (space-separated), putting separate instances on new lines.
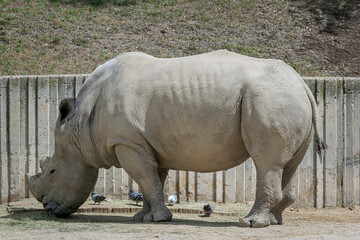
xmin=1 ymin=198 xmax=360 ymax=240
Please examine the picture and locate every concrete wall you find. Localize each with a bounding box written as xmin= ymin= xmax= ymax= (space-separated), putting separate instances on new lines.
xmin=0 ymin=75 xmax=359 ymax=208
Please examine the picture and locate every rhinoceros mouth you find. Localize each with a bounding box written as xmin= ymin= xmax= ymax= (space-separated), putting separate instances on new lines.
xmin=43 ymin=200 xmax=77 ymax=218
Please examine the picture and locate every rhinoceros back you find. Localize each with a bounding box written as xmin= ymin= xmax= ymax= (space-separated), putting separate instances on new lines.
xmin=80 ymin=50 xmax=303 ymax=172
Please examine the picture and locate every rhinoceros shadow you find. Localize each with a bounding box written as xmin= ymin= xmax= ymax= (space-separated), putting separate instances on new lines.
xmin=0 ymin=212 xmax=236 ymax=227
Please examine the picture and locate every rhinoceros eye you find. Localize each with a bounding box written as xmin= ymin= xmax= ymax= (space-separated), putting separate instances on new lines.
xmin=50 ymin=169 xmax=56 ymax=174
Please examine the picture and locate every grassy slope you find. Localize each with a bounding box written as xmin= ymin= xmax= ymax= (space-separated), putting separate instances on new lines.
xmin=0 ymin=0 xmax=359 ymax=76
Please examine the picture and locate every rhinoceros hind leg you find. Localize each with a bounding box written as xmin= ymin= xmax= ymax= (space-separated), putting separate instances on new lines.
xmin=269 ymin=133 xmax=312 ymax=225
xmin=134 ymin=168 xmax=169 ymax=222
xmin=134 ymin=196 xmax=151 ymax=221
xmin=114 ymin=145 xmax=172 ymax=222
xmin=268 ymin=164 xmax=298 ymax=225
xmin=239 ymin=92 xmax=313 ymax=227
xmin=239 ymin=166 xmax=283 ymax=228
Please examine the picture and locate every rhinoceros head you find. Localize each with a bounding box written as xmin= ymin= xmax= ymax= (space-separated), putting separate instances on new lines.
xmin=27 ymin=98 xmax=99 ymax=217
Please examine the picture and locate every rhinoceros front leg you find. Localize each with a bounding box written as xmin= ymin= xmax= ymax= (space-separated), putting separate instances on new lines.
xmin=114 ymin=145 xmax=172 ymax=222
xmin=134 ymin=168 xmax=169 ymax=222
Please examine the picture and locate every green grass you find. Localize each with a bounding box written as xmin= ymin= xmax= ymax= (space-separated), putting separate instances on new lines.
xmin=0 ymin=0 xmax=358 ymax=76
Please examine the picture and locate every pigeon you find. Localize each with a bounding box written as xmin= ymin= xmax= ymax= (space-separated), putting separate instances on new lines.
xmin=167 ymin=194 xmax=177 ymax=206
xmin=130 ymin=189 xmax=143 ymax=205
xmin=91 ymin=192 xmax=106 ymax=205
xmin=203 ymin=204 xmax=213 ymax=217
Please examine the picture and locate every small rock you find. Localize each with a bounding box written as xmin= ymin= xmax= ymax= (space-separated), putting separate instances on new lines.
xmin=290 ymin=208 xmax=295 ymax=211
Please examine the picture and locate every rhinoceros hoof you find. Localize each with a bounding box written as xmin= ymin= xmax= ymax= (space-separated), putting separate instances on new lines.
xmin=239 ymin=215 xmax=270 ymax=228
xmin=134 ymin=209 xmax=151 ymax=222
xmin=269 ymin=212 xmax=283 ymax=225
xmin=143 ymin=209 xmax=173 ymax=222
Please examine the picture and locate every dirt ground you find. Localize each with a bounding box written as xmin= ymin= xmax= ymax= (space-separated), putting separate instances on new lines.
xmin=1 ymin=199 xmax=360 ymax=240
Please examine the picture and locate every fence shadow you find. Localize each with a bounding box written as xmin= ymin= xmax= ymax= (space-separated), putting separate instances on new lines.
xmin=0 ymin=211 xmax=238 ymax=227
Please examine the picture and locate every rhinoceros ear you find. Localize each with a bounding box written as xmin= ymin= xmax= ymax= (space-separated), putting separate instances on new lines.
xmin=59 ymin=98 xmax=76 ymax=122
xmin=40 ymin=157 xmax=51 ymax=171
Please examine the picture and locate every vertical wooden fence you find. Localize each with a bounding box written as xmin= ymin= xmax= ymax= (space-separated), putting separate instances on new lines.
xmin=0 ymin=75 xmax=359 ymax=208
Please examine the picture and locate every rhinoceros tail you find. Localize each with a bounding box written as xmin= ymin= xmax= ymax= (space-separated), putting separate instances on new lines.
xmin=302 ymin=80 xmax=325 ymax=164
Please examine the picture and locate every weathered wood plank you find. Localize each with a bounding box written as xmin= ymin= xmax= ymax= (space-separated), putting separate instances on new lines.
xmin=224 ymin=167 xmax=236 ymax=203
xmin=305 ymin=138 xmax=315 ymax=207
xmin=352 ymin=78 xmax=360 ymax=205
xmin=9 ymin=77 xmax=21 ymax=202
xmin=315 ymin=78 xmax=325 ymax=208
xmin=113 ymin=167 xmax=122 ymax=198
xmin=336 ymin=79 xmax=344 ymax=207
xmin=121 ymin=169 xmax=130 ymax=200
xmin=324 ymin=78 xmax=338 ymax=207
xmin=306 ymin=79 xmax=316 ymax=207
xmin=66 ymin=76 xmax=75 ymax=98
xmin=167 ymin=170 xmax=177 ymax=199
xmin=236 ymin=164 xmax=245 ymax=203
xmin=19 ymin=77 xmax=28 ymax=199
xmin=178 ymin=171 xmax=187 ymax=203
xmin=37 ymin=76 xmax=50 ymax=174
xmin=344 ymin=79 xmax=354 ymax=208
xmin=94 ymin=168 xmax=105 ymax=194
xmin=187 ymin=171 xmax=196 ymax=202
xmin=195 ymin=172 xmax=205 ymax=202
xmin=27 ymin=77 xmax=37 ymax=197
xmin=207 ymin=172 xmax=214 ymax=201
xmin=58 ymin=76 xmax=68 ymax=104
xmin=197 ymin=172 xmax=212 ymax=202
xmin=105 ymin=167 xmax=114 ymax=196
xmin=215 ymin=171 xmax=223 ymax=203
xmin=299 ymin=148 xmax=308 ymax=208
xmin=48 ymin=76 xmax=58 ymax=157
xmin=75 ymin=75 xmax=85 ymax=97
xmin=130 ymin=178 xmax=139 ymax=194
xmin=210 ymin=172 xmax=215 ymax=202
xmin=0 ymin=77 xmax=9 ymax=203
xmin=211 ymin=172 xmax=216 ymax=202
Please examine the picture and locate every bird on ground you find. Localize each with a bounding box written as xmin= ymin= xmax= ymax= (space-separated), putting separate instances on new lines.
xmin=167 ymin=194 xmax=178 ymax=206
xmin=91 ymin=192 xmax=106 ymax=205
xmin=203 ymin=204 xmax=213 ymax=217
xmin=130 ymin=189 xmax=143 ymax=205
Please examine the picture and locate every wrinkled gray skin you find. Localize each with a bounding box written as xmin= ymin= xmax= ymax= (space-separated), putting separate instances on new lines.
xmin=27 ymin=50 xmax=323 ymax=227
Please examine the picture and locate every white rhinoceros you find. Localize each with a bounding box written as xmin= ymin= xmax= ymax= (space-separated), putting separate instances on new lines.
xmin=27 ymin=50 xmax=324 ymax=228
